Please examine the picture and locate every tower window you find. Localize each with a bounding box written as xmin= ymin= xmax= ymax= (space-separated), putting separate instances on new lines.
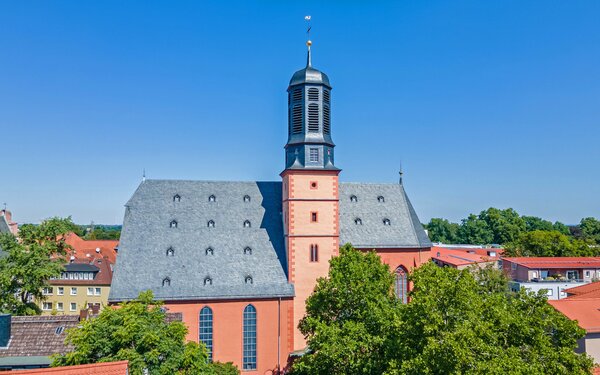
xmin=350 ymin=195 xmax=358 ymax=203
xmin=243 ymin=195 xmax=251 ymax=203
xmin=244 ymin=220 xmax=251 ymax=228
xmin=354 ymin=218 xmax=362 ymax=225
xmin=292 ymin=105 xmax=303 ymax=134
xmin=170 ymin=220 xmax=178 ymax=228
xmin=204 ymin=277 xmax=213 ymax=286
xmin=205 ymin=247 xmax=214 ymax=256
xmin=378 ymin=196 xmax=385 ymax=203
xmin=166 ymin=247 xmax=174 ymax=257
xmin=308 ymin=103 xmax=319 ymax=132
xmin=323 ymin=89 xmax=330 ymax=104
xmin=308 ymin=87 xmax=319 ymax=101
xmin=309 ymin=148 xmax=319 ymax=162
xmin=292 ymin=88 xmax=302 ymax=102
xmin=323 ymin=105 xmax=330 ymax=134
xmin=244 ymin=247 xmax=252 ymax=255
xmin=310 ymin=244 xmax=319 ymax=262
xmin=207 ymin=220 xmax=215 ymax=228
xmin=245 ymin=276 xmax=253 ymax=285
xmin=383 ymin=218 xmax=391 ymax=226
xmin=173 ymin=194 xmax=181 ymax=202
xmin=243 ymin=305 xmax=257 ymax=370
xmin=162 ymin=277 xmax=171 ymax=287
xmin=208 ymin=195 xmax=216 ymax=202
xmin=311 ymin=212 xmax=318 ymax=222
xmin=199 ymin=307 xmax=213 ymax=362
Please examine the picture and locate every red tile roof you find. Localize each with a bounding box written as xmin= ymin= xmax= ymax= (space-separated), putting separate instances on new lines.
xmin=4 ymin=361 xmax=128 ymax=374
xmin=49 ymin=258 xmax=113 ymax=286
xmin=565 ymin=281 xmax=600 ymax=298
xmin=432 ymin=247 xmax=499 ymax=267
xmin=503 ymin=257 xmax=600 ymax=269
xmin=549 ymin=298 xmax=600 ymax=333
xmin=64 ymin=233 xmax=118 ymax=265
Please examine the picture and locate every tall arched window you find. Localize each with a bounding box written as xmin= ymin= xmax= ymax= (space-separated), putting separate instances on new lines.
xmin=199 ymin=307 xmax=213 ymax=362
xmin=243 ymin=305 xmax=257 ymax=370
xmin=394 ymin=267 xmax=408 ymax=304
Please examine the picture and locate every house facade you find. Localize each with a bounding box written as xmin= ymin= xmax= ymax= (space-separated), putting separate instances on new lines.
xmin=109 ymin=40 xmax=432 ymax=373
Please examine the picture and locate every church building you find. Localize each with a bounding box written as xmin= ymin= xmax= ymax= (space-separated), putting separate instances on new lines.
xmin=109 ymin=40 xmax=432 ymax=374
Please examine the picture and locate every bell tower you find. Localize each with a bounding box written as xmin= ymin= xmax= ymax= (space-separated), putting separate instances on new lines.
xmin=281 ymin=38 xmax=340 ymax=351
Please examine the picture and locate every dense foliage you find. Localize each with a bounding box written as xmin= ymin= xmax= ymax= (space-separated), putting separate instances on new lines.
xmin=52 ymin=291 xmax=239 ymax=375
xmin=0 ymin=217 xmax=75 ymax=315
xmin=425 ymin=208 xmax=599 ymax=249
xmin=291 ymin=245 xmax=593 ymax=375
xmin=72 ymin=224 xmax=121 ymax=240
xmin=504 ymin=230 xmax=595 ymax=257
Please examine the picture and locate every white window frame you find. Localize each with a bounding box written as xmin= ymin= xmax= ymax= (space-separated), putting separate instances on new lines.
xmin=42 ymin=302 xmax=52 ymax=311
xmin=56 ymin=302 xmax=64 ymax=311
xmin=309 ymin=148 xmax=319 ymax=163
xmin=57 ymin=287 xmax=64 ymax=295
xmin=42 ymin=287 xmax=53 ymax=295
xmin=87 ymin=287 xmax=94 ymax=296
xmin=95 ymin=287 xmax=101 ymax=296
xmin=70 ymin=302 xmax=77 ymax=312
xmin=70 ymin=287 xmax=77 ymax=296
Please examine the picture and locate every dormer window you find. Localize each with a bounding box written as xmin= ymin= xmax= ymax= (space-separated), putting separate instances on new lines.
xmin=173 ymin=194 xmax=181 ymax=202
xmin=245 ymin=276 xmax=253 ymax=285
xmin=208 ymin=195 xmax=216 ymax=202
xmin=207 ymin=220 xmax=215 ymax=228
xmin=162 ymin=277 xmax=171 ymax=287
xmin=354 ymin=218 xmax=363 ymax=225
xmin=166 ymin=247 xmax=174 ymax=257
xmin=350 ymin=195 xmax=358 ymax=203
xmin=377 ymin=196 xmax=385 ymax=203
xmin=206 ymin=247 xmax=214 ymax=256
xmin=383 ymin=218 xmax=391 ymax=226
xmin=204 ymin=277 xmax=213 ymax=286
xmin=243 ymin=195 xmax=251 ymax=203
xmin=170 ymin=220 xmax=178 ymax=228
xmin=244 ymin=220 xmax=251 ymax=228
xmin=244 ymin=247 xmax=252 ymax=255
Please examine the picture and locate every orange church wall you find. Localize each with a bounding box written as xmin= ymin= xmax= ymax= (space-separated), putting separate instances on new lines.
xmin=163 ymin=298 xmax=293 ymax=375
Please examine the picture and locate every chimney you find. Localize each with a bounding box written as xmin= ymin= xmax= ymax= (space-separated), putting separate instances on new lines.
xmin=0 ymin=314 xmax=11 ymax=347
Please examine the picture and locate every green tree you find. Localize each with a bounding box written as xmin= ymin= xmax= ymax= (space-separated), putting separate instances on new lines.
xmin=390 ymin=263 xmax=592 ymax=374
xmin=52 ymin=291 xmax=238 ymax=375
xmin=478 ymin=208 xmax=525 ymax=244
xmin=425 ymin=218 xmax=460 ymax=243
xmin=580 ymin=217 xmax=600 ymax=244
xmin=552 ymin=221 xmax=571 ymax=236
xmin=457 ymin=214 xmax=494 ymax=245
xmin=522 ymin=216 xmax=554 ymax=232
xmin=505 ymin=230 xmax=598 ymax=257
xmin=291 ymin=244 xmax=399 ymax=375
xmin=0 ymin=217 xmax=75 ymax=315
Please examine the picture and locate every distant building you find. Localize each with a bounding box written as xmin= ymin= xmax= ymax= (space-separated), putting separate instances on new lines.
xmin=432 ymin=246 xmax=501 ymax=270
xmin=549 ymin=281 xmax=600 ymax=364
xmin=503 ymin=257 xmax=600 ymax=300
xmin=2 ymin=361 xmax=129 ymax=375
xmin=0 ymin=209 xmax=18 ymax=236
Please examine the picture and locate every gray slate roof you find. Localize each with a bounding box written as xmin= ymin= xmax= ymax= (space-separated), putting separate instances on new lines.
xmin=110 ymin=179 xmax=431 ymax=303
xmin=109 ymin=180 xmax=294 ymax=302
xmin=0 ymin=216 xmax=10 ymax=235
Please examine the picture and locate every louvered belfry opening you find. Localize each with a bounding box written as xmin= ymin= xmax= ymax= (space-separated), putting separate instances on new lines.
xmin=307 ymin=87 xmax=319 ymax=101
xmin=307 ymin=103 xmax=319 ymax=132
xmin=292 ymin=105 xmax=303 ymax=134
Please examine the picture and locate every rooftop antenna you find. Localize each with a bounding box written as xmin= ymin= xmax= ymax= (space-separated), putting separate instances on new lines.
xmin=305 ymin=15 xmax=312 ymax=67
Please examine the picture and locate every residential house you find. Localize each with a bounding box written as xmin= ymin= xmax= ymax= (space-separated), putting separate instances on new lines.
xmin=0 ymin=209 xmax=18 ymax=236
xmin=432 ymin=246 xmax=501 ymax=270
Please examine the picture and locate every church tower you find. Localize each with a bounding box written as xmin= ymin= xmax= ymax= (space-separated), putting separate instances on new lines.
xmin=281 ymin=40 xmax=340 ymax=350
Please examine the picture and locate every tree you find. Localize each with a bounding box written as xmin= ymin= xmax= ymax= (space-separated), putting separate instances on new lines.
xmin=580 ymin=217 xmax=600 ymax=244
xmin=390 ymin=263 xmax=592 ymax=374
xmin=522 ymin=216 xmax=554 ymax=232
xmin=505 ymin=230 xmax=597 ymax=257
xmin=457 ymin=214 xmax=493 ymax=245
xmin=424 ymin=218 xmax=460 ymax=243
xmin=0 ymin=217 xmax=75 ymax=315
xmin=52 ymin=290 xmax=238 ymax=375
xmin=552 ymin=221 xmax=571 ymax=236
xmin=478 ymin=208 xmax=525 ymax=244
xmin=290 ymin=244 xmax=399 ymax=375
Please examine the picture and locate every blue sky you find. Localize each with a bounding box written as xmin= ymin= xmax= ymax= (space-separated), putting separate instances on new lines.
xmin=1 ymin=1 xmax=599 ymax=225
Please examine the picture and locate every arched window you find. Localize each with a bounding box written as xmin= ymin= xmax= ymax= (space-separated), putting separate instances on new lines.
xmin=394 ymin=267 xmax=407 ymax=304
xmin=205 ymin=247 xmax=214 ymax=256
xmin=166 ymin=247 xmax=174 ymax=257
xmin=173 ymin=194 xmax=181 ymax=202
xmin=377 ymin=196 xmax=385 ymax=203
xmin=170 ymin=220 xmax=178 ymax=228
xmin=354 ymin=218 xmax=362 ymax=225
xmin=243 ymin=195 xmax=251 ymax=203
xmin=243 ymin=220 xmax=251 ymax=228
xmin=310 ymin=244 xmax=319 ymax=262
xmin=199 ymin=307 xmax=213 ymax=361
xmin=243 ymin=305 xmax=257 ymax=370
xmin=208 ymin=195 xmax=216 ymax=202
xmin=383 ymin=218 xmax=391 ymax=226
xmin=162 ymin=277 xmax=171 ymax=287
xmin=244 ymin=247 xmax=252 ymax=255
xmin=245 ymin=276 xmax=253 ymax=285
xmin=204 ymin=277 xmax=212 ymax=286
xmin=350 ymin=195 xmax=358 ymax=203
xmin=207 ymin=220 xmax=215 ymax=228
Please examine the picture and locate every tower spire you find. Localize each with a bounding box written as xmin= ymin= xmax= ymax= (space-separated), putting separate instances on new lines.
xmin=399 ymin=163 xmax=404 ymax=185
xmin=305 ymin=15 xmax=312 ymax=67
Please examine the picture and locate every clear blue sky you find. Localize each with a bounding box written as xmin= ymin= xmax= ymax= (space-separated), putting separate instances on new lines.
xmin=1 ymin=1 xmax=599 ymax=225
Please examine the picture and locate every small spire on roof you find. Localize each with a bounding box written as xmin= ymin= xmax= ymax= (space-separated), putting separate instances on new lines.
xmin=142 ymin=168 xmax=146 ymax=182
xmin=305 ymin=15 xmax=312 ymax=67
xmin=399 ymin=162 xmax=404 ymax=185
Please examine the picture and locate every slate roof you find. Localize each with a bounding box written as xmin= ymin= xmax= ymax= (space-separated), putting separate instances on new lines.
xmin=109 ymin=179 xmax=431 ymax=302
xmin=339 ymin=183 xmax=431 ymax=249
xmin=0 ymin=315 xmax=77 ymax=358
xmin=0 ymin=215 xmax=10 ymax=234
xmin=110 ymin=180 xmax=294 ymax=302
